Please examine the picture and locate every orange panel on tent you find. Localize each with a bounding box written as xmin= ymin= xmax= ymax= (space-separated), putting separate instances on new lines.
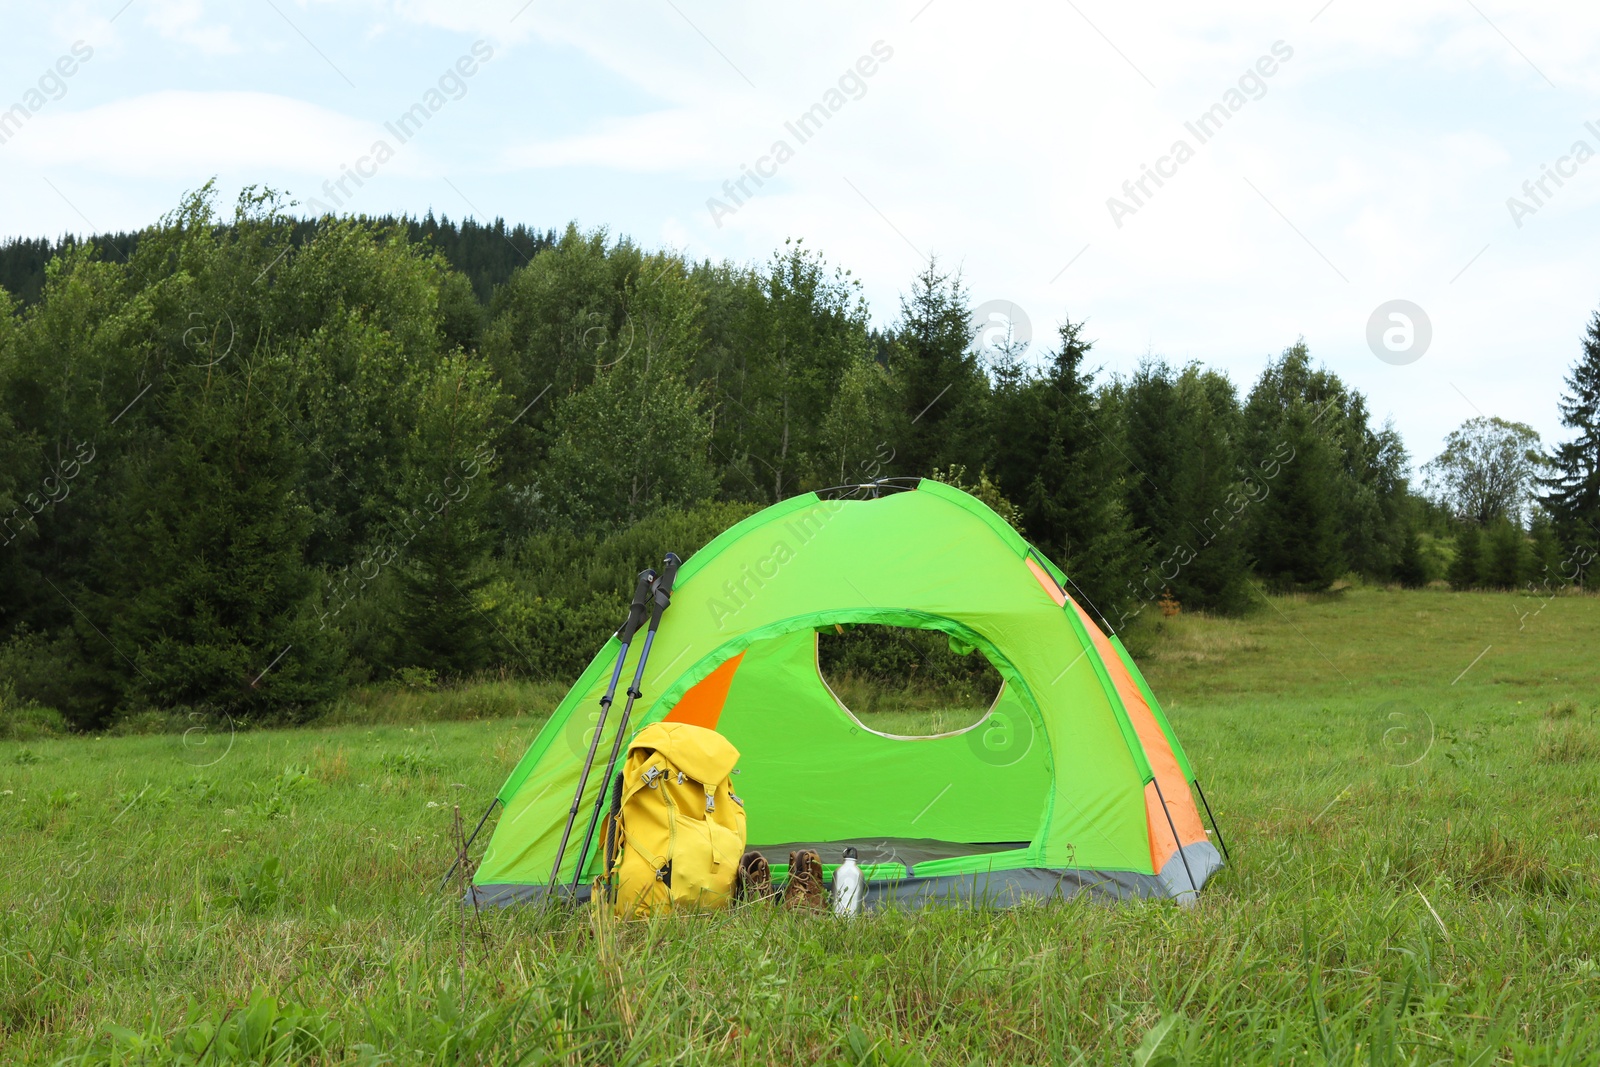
xmin=663 ymin=651 xmax=745 ymax=730
xmin=1069 ymin=601 xmax=1207 ymax=872
xmin=1026 ymin=556 xmax=1068 ymax=606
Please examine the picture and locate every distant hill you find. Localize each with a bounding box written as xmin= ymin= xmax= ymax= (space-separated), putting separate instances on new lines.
xmin=0 ymin=213 xmax=556 ymax=307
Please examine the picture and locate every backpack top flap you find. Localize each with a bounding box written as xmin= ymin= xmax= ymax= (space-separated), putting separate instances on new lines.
xmin=628 ymin=721 xmax=740 ymax=786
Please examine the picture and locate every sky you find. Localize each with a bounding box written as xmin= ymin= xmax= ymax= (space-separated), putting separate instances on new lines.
xmin=3 ymin=0 xmax=1599 ymax=470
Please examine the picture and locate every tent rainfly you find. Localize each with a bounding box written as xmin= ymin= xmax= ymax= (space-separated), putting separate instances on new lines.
xmin=473 ymin=480 xmax=1224 ymax=906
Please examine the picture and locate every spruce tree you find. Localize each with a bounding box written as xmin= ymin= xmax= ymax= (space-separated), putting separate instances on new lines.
xmin=991 ymin=316 xmax=1143 ymax=626
xmin=0 ymin=288 xmax=25 ymax=642
xmin=1242 ymin=344 xmax=1348 ymax=591
xmin=1539 ymin=307 xmax=1600 ymax=583
xmin=1242 ymin=341 xmax=1405 ymax=588
xmin=1484 ymin=518 xmax=1527 ymax=589
xmin=1125 ymin=362 xmax=1251 ymax=613
xmin=1250 ymin=400 xmax=1345 ymax=591
xmin=1349 ymin=419 xmax=1411 ymax=579
xmin=1121 ymin=359 xmax=1179 ymax=553
xmin=1394 ymin=525 xmax=1428 ymax=588
xmin=92 ymin=350 xmax=338 ymax=719
xmin=1448 ymin=526 xmax=1484 ymax=590
xmin=1527 ymin=512 xmax=1565 ymax=591
xmin=389 ymin=355 xmax=504 ymax=678
xmin=890 ymin=259 xmax=987 ymax=477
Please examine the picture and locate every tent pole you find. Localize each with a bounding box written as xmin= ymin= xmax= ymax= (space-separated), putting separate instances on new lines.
xmin=438 ymin=797 xmax=500 ymax=892
xmin=1193 ymin=779 xmax=1231 ymax=862
xmin=546 ymin=569 xmax=656 ymax=900
xmin=571 ymin=553 xmax=682 ymax=897
xmin=1151 ymin=778 xmax=1199 ymax=903
xmin=1061 ymin=570 xmax=1115 ymax=634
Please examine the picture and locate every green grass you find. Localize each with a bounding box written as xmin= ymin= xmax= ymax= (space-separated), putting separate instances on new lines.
xmin=3 ymin=587 xmax=1600 ymax=1064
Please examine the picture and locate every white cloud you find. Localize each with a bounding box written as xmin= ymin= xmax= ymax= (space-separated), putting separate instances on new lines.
xmin=9 ymin=91 xmax=389 ymax=178
xmin=141 ymin=0 xmax=240 ymax=56
xmin=500 ymin=108 xmax=736 ymax=173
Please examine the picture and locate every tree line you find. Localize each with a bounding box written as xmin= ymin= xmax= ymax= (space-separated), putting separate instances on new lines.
xmin=0 ymin=185 xmax=1596 ymax=730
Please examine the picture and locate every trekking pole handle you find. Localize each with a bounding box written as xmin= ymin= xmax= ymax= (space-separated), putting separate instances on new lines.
xmin=647 ymin=553 xmax=681 ymax=632
xmin=618 ymin=569 xmax=657 ymax=646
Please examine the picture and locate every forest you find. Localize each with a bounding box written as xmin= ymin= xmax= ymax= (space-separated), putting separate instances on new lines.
xmin=1 ymin=184 xmax=1597 ymax=731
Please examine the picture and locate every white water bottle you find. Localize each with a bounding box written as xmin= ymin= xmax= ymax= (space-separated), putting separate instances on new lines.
xmin=831 ymin=847 xmax=866 ymax=917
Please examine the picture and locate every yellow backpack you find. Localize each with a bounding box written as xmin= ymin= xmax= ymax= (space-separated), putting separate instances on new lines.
xmin=602 ymin=722 xmax=746 ymax=918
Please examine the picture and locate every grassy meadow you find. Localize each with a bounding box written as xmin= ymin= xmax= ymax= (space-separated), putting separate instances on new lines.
xmin=3 ymin=586 xmax=1600 ymax=1065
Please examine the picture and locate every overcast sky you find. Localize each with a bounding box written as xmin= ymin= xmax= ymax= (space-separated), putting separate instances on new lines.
xmin=3 ymin=1 xmax=1598 ymax=469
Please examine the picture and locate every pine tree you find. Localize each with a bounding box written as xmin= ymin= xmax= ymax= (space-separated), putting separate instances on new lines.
xmin=1539 ymin=307 xmax=1600 ymax=582
xmin=1448 ymin=525 xmax=1484 ymax=590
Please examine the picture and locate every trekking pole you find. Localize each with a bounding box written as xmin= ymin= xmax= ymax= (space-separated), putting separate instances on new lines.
xmin=602 ymin=769 xmax=625 ymax=904
xmin=546 ymin=568 xmax=656 ymax=899
xmin=570 ymin=552 xmax=681 ymax=896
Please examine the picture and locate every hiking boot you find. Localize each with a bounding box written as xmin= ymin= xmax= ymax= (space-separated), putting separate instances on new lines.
xmin=783 ymin=849 xmax=824 ymax=911
xmin=736 ymin=850 xmax=774 ymax=904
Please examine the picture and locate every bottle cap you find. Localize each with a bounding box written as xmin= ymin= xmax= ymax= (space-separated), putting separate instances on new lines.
xmin=843 ymin=846 xmax=858 ymax=860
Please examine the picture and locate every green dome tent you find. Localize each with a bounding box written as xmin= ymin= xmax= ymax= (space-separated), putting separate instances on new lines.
xmin=473 ymin=480 xmax=1223 ymax=905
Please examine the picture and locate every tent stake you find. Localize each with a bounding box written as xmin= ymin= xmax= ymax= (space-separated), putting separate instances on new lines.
xmin=1193 ymin=779 xmax=1231 ymax=862
xmin=439 ymin=797 xmax=500 ymax=892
